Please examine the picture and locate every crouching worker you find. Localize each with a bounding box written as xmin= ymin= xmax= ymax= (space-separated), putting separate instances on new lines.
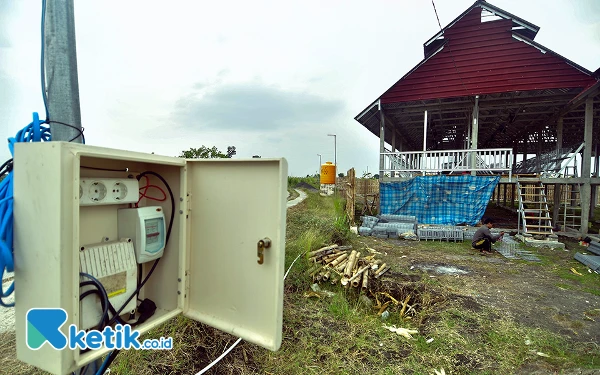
xmin=472 ymin=218 xmax=504 ymax=254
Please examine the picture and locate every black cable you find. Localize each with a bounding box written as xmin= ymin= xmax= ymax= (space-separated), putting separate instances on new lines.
xmin=79 ymin=273 xmax=109 ymax=327
xmin=79 ymin=289 xmax=108 ymax=330
xmin=80 ymin=166 xmax=129 ymax=172
xmin=79 ymin=281 xmax=127 ymax=326
xmin=46 ymin=120 xmax=85 ymax=143
xmin=0 ymin=159 xmax=13 ymax=176
xmin=107 ymin=170 xmax=175 ymax=326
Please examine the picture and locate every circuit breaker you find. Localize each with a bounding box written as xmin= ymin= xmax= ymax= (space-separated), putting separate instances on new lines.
xmin=13 ymin=142 xmax=287 ymax=375
xmin=118 ymin=207 xmax=167 ymax=263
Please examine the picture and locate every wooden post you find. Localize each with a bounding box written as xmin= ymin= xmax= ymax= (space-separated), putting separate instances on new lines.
xmin=423 ymin=110 xmax=428 ymax=176
xmin=553 ymin=117 xmax=563 ymax=225
xmin=503 ymin=183 xmax=507 ymax=206
xmin=379 ymin=100 xmax=385 ymax=180
xmin=523 ymin=135 xmax=528 ymax=172
xmin=511 ymin=183 xmax=516 ymax=209
xmin=470 ymin=96 xmax=479 ymax=176
xmin=536 ymin=124 xmax=543 ymax=173
xmin=397 ymin=130 xmax=403 ymax=152
xmin=580 ymin=97 xmax=593 ymax=234
xmin=591 ymin=142 xmax=598 ymax=220
xmin=512 ymin=142 xmax=518 ymax=174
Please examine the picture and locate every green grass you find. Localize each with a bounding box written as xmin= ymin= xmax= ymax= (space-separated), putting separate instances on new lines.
xmin=288 ymin=175 xmax=319 ymax=190
xmin=11 ymin=191 xmax=595 ymax=375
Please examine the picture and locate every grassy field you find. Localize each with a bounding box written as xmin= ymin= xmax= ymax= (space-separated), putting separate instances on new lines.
xmin=108 ymin=191 xmax=599 ymax=375
xmin=3 ymin=189 xmax=599 ymax=375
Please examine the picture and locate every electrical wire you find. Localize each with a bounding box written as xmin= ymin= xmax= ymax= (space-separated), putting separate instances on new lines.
xmin=135 ymin=175 xmax=167 ymax=207
xmin=94 ymin=171 xmax=175 ymax=373
xmin=106 ymin=171 xmax=175 ymax=327
xmin=95 ymin=349 xmax=120 ymax=375
xmin=195 ymin=338 xmax=243 ymax=375
xmin=41 ymin=0 xmax=49 ymax=121
xmin=47 ymin=120 xmax=86 ymax=143
xmin=1 ymin=113 xmax=51 ymax=308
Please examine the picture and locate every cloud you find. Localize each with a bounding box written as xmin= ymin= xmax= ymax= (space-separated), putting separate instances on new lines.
xmin=0 ymin=2 xmax=14 ymax=48
xmin=171 ymin=82 xmax=345 ymax=132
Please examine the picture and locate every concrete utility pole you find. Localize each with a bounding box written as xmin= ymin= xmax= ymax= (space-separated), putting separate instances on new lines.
xmin=45 ymin=0 xmax=83 ymax=143
xmin=45 ymin=1 xmax=91 ymax=374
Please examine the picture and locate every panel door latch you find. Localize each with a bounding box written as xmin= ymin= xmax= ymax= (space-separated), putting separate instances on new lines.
xmin=257 ymin=238 xmax=271 ymax=264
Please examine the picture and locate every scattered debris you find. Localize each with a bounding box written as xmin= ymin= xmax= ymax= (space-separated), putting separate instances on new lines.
xmin=570 ymin=268 xmax=583 ymax=276
xmin=400 ymin=232 xmax=419 ymax=240
xmin=433 ymin=369 xmax=446 ymax=375
xmin=382 ymin=324 xmax=419 ymax=339
xmin=426 ymin=338 xmax=434 ymax=344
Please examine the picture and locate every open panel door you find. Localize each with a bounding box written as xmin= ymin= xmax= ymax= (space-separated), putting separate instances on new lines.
xmin=184 ymin=158 xmax=287 ymax=351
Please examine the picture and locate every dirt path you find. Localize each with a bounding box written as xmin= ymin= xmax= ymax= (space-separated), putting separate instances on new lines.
xmin=287 ymin=189 xmax=307 ymax=208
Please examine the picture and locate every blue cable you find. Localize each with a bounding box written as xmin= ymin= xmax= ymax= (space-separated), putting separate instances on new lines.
xmin=1 ymin=113 xmax=51 ymax=307
xmin=41 ymin=0 xmax=49 ymax=121
xmin=94 ymin=352 xmax=113 ymax=375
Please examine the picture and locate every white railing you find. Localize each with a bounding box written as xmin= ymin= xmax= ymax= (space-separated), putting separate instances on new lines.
xmin=382 ymin=148 xmax=513 ymax=180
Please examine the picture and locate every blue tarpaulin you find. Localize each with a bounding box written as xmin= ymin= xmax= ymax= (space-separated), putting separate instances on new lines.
xmin=379 ymin=175 xmax=500 ymax=225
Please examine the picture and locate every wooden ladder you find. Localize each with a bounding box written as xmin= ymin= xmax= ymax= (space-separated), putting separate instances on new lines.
xmin=561 ymin=183 xmax=582 ymax=230
xmin=517 ymin=179 xmax=554 ymax=237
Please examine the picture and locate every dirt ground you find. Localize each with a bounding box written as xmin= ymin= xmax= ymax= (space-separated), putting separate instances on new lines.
xmin=402 ymin=244 xmax=599 ymax=341
xmin=356 ymin=229 xmax=600 ymax=373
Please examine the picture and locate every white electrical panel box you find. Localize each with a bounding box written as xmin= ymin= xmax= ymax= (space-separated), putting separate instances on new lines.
xmin=79 ymin=239 xmax=138 ymax=330
xmin=118 ymin=207 xmax=167 ymax=263
xmin=13 ymin=142 xmax=287 ymax=375
xmin=79 ymin=178 xmax=139 ymax=206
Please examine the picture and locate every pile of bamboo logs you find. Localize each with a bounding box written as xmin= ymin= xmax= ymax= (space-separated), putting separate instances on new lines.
xmin=306 ymin=244 xmax=390 ymax=289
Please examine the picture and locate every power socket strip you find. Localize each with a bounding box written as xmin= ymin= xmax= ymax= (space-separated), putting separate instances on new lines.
xmin=80 ymin=178 xmax=139 ymax=206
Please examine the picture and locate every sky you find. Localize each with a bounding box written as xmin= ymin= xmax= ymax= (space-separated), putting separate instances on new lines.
xmin=1 ymin=0 xmax=599 ymax=177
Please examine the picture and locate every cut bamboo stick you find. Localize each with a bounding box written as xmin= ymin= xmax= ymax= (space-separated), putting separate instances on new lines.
xmin=374 ymin=263 xmax=387 ymax=276
xmin=362 ymin=269 xmax=369 ymax=290
xmin=310 ymin=265 xmax=324 ymax=277
xmin=322 ymin=270 xmax=331 ymax=282
xmin=323 ymin=251 xmax=345 ymax=263
xmin=348 ymin=264 xmax=370 ymax=283
xmin=343 ymin=250 xmax=357 ymax=277
xmin=340 ymin=277 xmax=349 ymax=287
xmin=351 ymin=272 xmax=362 ymax=288
xmin=305 ymin=263 xmax=321 ymax=276
xmin=345 ymin=251 xmax=360 ymax=278
xmin=309 ymin=250 xmax=339 ymax=263
xmin=329 ymin=253 xmax=348 ymax=268
xmin=374 ymin=265 xmax=390 ymax=279
xmin=335 ymin=259 xmax=348 ymax=272
xmin=307 ymin=245 xmax=338 ymax=258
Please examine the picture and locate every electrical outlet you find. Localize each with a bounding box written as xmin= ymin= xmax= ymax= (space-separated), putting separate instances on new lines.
xmin=80 ymin=178 xmax=139 ymax=206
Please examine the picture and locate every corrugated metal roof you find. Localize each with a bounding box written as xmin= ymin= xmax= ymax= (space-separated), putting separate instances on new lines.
xmin=379 ymin=4 xmax=597 ymax=104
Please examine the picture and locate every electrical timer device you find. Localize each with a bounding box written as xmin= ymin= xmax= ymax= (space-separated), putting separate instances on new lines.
xmin=118 ymin=206 xmax=166 ymax=264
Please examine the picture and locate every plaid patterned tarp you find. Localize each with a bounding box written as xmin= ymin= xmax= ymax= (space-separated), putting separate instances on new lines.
xmin=380 ymin=175 xmax=500 ymax=225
